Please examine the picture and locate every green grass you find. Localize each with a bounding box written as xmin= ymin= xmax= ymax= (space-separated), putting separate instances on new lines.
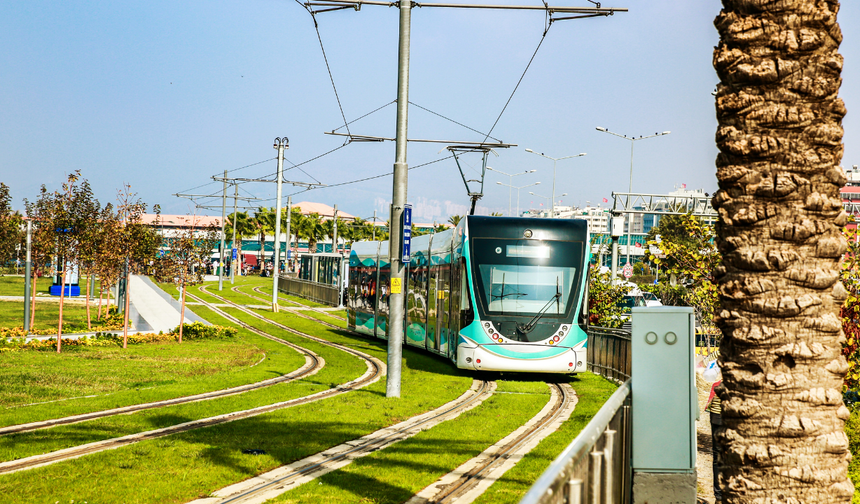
xmin=0 ymin=299 xmax=119 ymax=334
xmin=0 ymin=275 xmax=54 ymax=296
xmin=301 ymin=309 xmax=348 ymax=329
xmin=0 ymin=310 xmax=367 ymax=462
xmin=0 ymin=327 xmax=305 ymax=429
xmin=0 ymin=335 xmax=473 ymax=503
xmin=472 ymin=373 xmax=619 ymax=504
xmin=270 ymin=380 xmax=551 ymax=504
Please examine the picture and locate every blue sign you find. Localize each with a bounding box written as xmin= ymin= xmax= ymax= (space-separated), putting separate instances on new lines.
xmin=232 ymin=248 xmax=238 ymax=260
xmin=401 ymin=204 xmax=412 ymax=263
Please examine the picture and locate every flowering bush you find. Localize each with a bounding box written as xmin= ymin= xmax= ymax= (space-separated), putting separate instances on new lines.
xmin=0 ymin=324 xmax=236 ymax=353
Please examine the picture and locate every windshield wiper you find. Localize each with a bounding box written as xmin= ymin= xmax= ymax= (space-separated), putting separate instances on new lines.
xmin=516 ymin=279 xmax=562 ymax=335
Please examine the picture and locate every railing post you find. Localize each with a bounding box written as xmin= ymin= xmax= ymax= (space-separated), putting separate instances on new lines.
xmin=589 ymin=448 xmax=603 ymax=504
xmin=603 ymin=429 xmax=616 ymax=504
xmin=568 ymin=478 xmax=583 ymax=504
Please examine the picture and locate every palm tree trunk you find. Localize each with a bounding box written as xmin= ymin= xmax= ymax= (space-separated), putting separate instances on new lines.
xmin=713 ymin=1 xmax=852 ymax=501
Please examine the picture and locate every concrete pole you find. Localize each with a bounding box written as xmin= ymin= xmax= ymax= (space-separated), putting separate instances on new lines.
xmin=218 ymin=169 xmax=227 ymax=291
xmin=23 ymin=220 xmax=32 ymax=333
xmin=333 ymin=204 xmax=338 ymax=254
xmin=387 ymin=0 xmax=412 ymax=398
xmin=231 ymin=182 xmax=238 ymax=284
xmin=272 ymin=138 xmax=287 ymax=312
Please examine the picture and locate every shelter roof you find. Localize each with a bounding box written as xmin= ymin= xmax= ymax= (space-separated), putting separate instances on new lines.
xmin=291 ymin=202 xmax=356 ymax=220
xmin=140 ymin=214 xmax=223 ymax=228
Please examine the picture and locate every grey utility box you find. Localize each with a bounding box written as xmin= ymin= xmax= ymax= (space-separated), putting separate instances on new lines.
xmin=631 ymin=306 xmax=696 ymax=473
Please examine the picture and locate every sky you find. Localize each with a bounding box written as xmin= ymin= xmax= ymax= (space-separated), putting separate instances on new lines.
xmin=2 ymin=1 xmax=859 ymax=224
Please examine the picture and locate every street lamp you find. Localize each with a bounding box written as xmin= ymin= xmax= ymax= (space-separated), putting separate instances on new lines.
xmin=525 ymin=149 xmax=586 ymax=218
xmin=595 ymin=127 xmax=670 ymax=265
xmin=272 ymin=136 xmax=289 ymax=312
xmin=529 ymin=190 xmax=566 ymax=216
xmin=497 ymin=181 xmax=540 ymax=217
xmin=487 ymin=167 xmax=537 ymax=217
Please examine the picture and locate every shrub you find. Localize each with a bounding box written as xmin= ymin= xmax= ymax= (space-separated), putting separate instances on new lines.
xmin=170 ymin=322 xmax=237 ymax=340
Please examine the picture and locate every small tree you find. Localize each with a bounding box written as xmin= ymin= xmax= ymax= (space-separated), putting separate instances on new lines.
xmin=0 ymin=183 xmax=24 ymax=273
xmin=646 ymin=213 xmax=719 ymax=331
xmin=586 ymin=266 xmax=628 ymax=328
xmin=113 ymin=185 xmax=159 ymax=349
xmin=24 ymin=171 xmax=97 ymax=352
xmin=154 ymin=215 xmax=218 ymax=342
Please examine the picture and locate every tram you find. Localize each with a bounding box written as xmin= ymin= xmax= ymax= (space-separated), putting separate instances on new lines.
xmin=347 ymin=216 xmax=590 ymax=374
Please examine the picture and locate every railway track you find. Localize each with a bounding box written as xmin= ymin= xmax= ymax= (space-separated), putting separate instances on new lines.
xmin=409 ymin=382 xmax=577 ymax=504
xmin=249 ymin=285 xmax=347 ymax=321
xmin=0 ymin=291 xmax=383 ymax=476
xmin=188 ymin=379 xmax=496 ymax=504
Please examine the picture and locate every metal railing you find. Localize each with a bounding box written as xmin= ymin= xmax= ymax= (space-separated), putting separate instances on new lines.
xmin=277 ymin=275 xmax=339 ymax=306
xmin=520 ymin=380 xmax=632 ymax=504
xmin=587 ymin=326 xmax=631 ymax=382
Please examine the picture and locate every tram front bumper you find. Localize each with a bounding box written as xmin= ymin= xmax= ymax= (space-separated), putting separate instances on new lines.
xmin=457 ymin=342 xmax=585 ymax=373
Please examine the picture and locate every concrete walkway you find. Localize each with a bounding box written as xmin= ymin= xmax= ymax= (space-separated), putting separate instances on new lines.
xmin=126 ymin=275 xmax=209 ymax=334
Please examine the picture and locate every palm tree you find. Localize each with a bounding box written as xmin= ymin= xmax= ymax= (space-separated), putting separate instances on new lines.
xmin=287 ymin=207 xmax=304 ymax=265
xmin=299 ymin=213 xmax=325 ymax=254
xmin=447 ymin=215 xmax=463 ymax=227
xmin=226 ymin=211 xmax=256 ymax=274
xmin=252 ymin=207 xmax=275 ymax=267
xmin=713 ymin=2 xmax=851 ymax=501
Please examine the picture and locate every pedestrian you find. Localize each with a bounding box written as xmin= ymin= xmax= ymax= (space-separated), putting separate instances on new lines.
xmin=706 ymin=374 xmax=723 ymax=503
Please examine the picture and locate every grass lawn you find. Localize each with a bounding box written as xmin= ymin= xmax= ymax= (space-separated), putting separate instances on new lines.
xmin=0 ymin=310 xmax=366 ymax=463
xmin=0 ymin=274 xmax=112 ymax=298
xmin=0 ymin=306 xmax=306 ymax=426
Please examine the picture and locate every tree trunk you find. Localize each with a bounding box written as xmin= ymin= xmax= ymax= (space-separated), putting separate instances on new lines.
xmin=179 ymin=281 xmax=186 ymax=344
xmin=97 ymin=282 xmax=104 ymax=321
xmin=85 ymin=272 xmax=91 ymax=331
xmin=713 ymin=1 xmax=852 ymax=501
xmin=57 ymin=265 xmax=65 ymax=353
xmin=122 ymin=274 xmax=130 ymax=349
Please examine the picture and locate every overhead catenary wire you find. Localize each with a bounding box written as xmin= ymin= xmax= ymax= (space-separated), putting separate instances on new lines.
xmin=481 ymin=23 xmax=552 ymax=144
xmin=295 ymin=0 xmax=353 ymax=140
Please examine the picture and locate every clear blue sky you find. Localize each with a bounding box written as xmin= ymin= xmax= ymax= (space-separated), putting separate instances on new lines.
xmin=3 ymin=1 xmax=859 ymax=223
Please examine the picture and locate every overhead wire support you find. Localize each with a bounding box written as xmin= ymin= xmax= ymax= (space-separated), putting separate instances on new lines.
xmin=305 ymin=0 xmax=626 ymax=16
xmin=324 ymin=130 xmax=516 ymax=148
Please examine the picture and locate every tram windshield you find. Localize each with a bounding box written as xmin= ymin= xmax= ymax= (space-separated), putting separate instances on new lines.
xmin=472 ymin=239 xmax=583 ymax=318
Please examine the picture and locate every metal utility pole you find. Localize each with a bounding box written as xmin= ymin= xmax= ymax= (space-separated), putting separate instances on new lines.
xmin=231 ymin=182 xmax=239 ymax=284
xmin=285 ymin=196 xmax=292 ymax=274
xmin=218 ymin=170 xmax=227 ymax=291
xmin=23 ymin=220 xmax=31 ymax=333
xmin=372 ymin=210 xmax=377 ymax=241
xmin=333 ymin=204 xmax=339 ymax=254
xmin=273 ymin=137 xmax=289 ymax=312
xmin=385 ymin=0 xmax=413 ymax=398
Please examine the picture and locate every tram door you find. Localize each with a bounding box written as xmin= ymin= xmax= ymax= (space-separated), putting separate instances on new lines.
xmin=437 ymin=263 xmax=451 ymax=355
xmin=427 ymin=268 xmax=438 ymax=351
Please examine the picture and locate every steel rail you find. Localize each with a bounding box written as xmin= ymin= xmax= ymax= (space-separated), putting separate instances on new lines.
xmin=207 ymin=380 xmax=494 ymax=504
xmin=429 ymin=383 xmax=572 ymax=503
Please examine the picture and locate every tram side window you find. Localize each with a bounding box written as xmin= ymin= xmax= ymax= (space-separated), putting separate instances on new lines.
xmin=460 ymin=259 xmax=474 ymax=327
